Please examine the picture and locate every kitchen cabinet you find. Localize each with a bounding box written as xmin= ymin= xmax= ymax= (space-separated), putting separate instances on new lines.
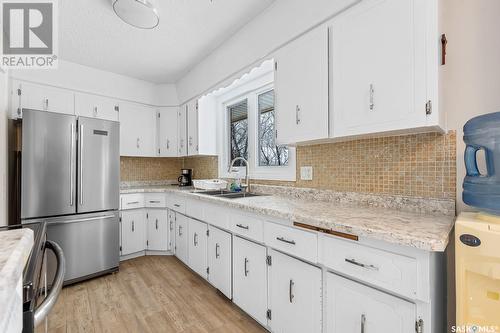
xmin=168 ymin=210 xmax=176 ymax=252
xmin=11 ymin=80 xmax=74 ymax=118
xmin=119 ymin=101 xmax=157 ymax=156
xmin=233 ymin=236 xmax=268 ymax=326
xmin=268 ymin=249 xmax=322 ymax=333
xmin=326 ymin=272 xmax=415 ymax=333
xmin=207 ymin=225 xmax=232 ymax=298
xmin=75 ymin=92 xmax=119 ymax=121
xmin=146 ymin=210 xmax=168 ymax=251
xmin=188 ymin=218 xmax=208 ymax=279
xmin=178 ymin=104 xmax=188 ymax=156
xmin=187 ymin=99 xmax=199 ymax=156
xmin=330 ymin=0 xmax=442 ymax=138
xmin=175 ymin=213 xmax=189 ymax=264
xmin=157 ymin=107 xmax=179 ymax=157
xmin=274 ymin=25 xmax=329 ymax=144
xmin=121 ymin=210 xmax=146 ymax=256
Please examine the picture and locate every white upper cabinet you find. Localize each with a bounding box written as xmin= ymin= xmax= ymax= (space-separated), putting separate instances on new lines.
xmin=157 ymin=107 xmax=179 ymax=157
xmin=177 ymin=104 xmax=188 ymax=157
xmin=119 ymin=101 xmax=157 ymax=157
xmin=187 ymin=99 xmax=199 ymax=156
xmin=11 ymin=80 xmax=74 ymax=118
xmin=274 ymin=25 xmax=329 ymax=145
xmin=75 ymin=93 xmax=119 ymax=122
xmin=330 ymin=0 xmax=442 ymax=138
xmin=326 ymin=272 xmax=416 ymax=333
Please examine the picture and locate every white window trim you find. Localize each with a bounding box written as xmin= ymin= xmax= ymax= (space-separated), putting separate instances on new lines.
xmin=216 ymin=75 xmax=296 ymax=182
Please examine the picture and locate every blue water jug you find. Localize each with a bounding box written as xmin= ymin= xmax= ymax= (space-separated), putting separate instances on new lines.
xmin=463 ymin=112 xmax=500 ymax=215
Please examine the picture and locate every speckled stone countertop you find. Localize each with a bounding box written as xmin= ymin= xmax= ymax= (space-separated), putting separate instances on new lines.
xmin=0 ymin=229 xmax=34 ymax=331
xmin=121 ymin=182 xmax=455 ymax=252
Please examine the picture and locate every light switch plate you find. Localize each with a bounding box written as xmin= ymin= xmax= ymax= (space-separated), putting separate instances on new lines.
xmin=300 ymin=166 xmax=313 ymax=181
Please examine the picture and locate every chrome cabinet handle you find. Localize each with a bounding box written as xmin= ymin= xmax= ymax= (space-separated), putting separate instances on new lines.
xmin=127 ymin=201 xmax=140 ymax=205
xmin=132 ymin=221 xmax=135 ymax=232
xmin=236 ymin=224 xmax=249 ymax=230
xmin=244 ymin=257 xmax=249 ymax=277
xmin=361 ymin=314 xmax=366 ymax=333
xmin=44 ymin=97 xmax=49 ymax=110
xmin=136 ymin=138 xmax=140 ymax=148
xmin=289 ymin=279 xmax=294 ymax=303
xmin=215 ymin=243 xmax=220 ymax=259
xmin=276 ymin=236 xmax=296 ymax=245
xmin=155 ymin=219 xmax=158 ymax=230
xmin=174 ymin=204 xmax=181 ymax=208
xmin=194 ymin=233 xmax=198 ymax=246
xmin=166 ymin=139 xmax=170 ymax=149
xmin=178 ymin=226 xmax=182 ymax=236
xmin=79 ymin=124 xmax=84 ymax=206
xmin=369 ymin=84 xmax=375 ymax=111
xmin=345 ymin=258 xmax=379 ymax=271
xmin=69 ymin=123 xmax=74 ymax=206
xmin=149 ymin=200 xmax=161 ymax=203
xmin=93 ymin=106 xmax=98 ymax=116
xmin=295 ymin=105 xmax=301 ymax=124
xmin=189 ymin=136 xmax=192 ymax=146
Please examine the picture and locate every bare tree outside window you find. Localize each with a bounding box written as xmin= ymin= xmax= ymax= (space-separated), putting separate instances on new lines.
xmin=258 ymin=90 xmax=288 ymax=166
xmin=228 ymin=99 xmax=248 ymax=167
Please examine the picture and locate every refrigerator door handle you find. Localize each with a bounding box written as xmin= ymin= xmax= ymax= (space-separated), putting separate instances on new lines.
xmin=70 ymin=123 xmax=74 ymax=206
xmin=47 ymin=214 xmax=117 ymax=226
xmin=79 ymin=124 xmax=84 ymax=206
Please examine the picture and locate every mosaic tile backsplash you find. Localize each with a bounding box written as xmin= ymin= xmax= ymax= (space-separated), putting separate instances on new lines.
xmin=121 ymin=131 xmax=456 ymax=200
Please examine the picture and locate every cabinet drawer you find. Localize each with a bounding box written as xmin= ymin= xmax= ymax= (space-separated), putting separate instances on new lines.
xmin=185 ymin=198 xmax=203 ymax=220
xmin=320 ymin=235 xmax=418 ymax=299
xmin=204 ymin=203 xmax=229 ymax=230
xmin=144 ymin=193 xmax=166 ymax=208
xmin=120 ymin=194 xmax=144 ymax=210
xmin=265 ymin=223 xmax=318 ymax=263
xmin=167 ymin=194 xmax=186 ymax=214
xmin=229 ymin=212 xmax=264 ymax=242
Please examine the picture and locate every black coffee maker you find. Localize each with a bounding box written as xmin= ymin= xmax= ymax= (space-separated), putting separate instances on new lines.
xmin=178 ymin=169 xmax=192 ymax=187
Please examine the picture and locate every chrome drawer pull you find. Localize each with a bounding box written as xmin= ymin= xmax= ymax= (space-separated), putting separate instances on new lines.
xmin=345 ymin=258 xmax=379 ymax=271
xmin=174 ymin=204 xmax=181 ymax=207
xmin=236 ymin=224 xmax=249 ymax=230
xmin=127 ymin=201 xmax=140 ymax=205
xmin=149 ymin=200 xmax=161 ymax=203
xmin=276 ymin=237 xmax=296 ymax=245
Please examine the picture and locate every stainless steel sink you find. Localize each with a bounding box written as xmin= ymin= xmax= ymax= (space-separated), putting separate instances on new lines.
xmin=195 ymin=190 xmax=263 ymax=199
xmin=195 ymin=190 xmax=232 ymax=196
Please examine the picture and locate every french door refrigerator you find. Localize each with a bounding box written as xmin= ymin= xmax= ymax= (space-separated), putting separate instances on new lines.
xmin=21 ymin=109 xmax=120 ymax=285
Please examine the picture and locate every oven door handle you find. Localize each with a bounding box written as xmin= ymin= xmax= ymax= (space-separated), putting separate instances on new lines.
xmin=34 ymin=240 xmax=66 ymax=327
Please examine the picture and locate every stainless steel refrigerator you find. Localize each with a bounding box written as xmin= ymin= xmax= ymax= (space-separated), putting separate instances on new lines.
xmin=21 ymin=109 xmax=120 ymax=285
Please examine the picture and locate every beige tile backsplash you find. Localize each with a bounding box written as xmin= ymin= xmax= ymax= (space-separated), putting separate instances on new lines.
xmin=121 ymin=131 xmax=456 ymax=200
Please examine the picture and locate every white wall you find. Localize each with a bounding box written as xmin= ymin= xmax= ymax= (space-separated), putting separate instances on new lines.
xmin=10 ymin=60 xmax=178 ymax=106
xmin=0 ymin=69 xmax=8 ymax=226
xmin=441 ymin=0 xmax=500 ymax=213
xmin=176 ymin=0 xmax=359 ymax=103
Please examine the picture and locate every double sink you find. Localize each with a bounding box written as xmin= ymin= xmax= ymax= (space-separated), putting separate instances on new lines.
xmin=194 ymin=190 xmax=264 ymax=199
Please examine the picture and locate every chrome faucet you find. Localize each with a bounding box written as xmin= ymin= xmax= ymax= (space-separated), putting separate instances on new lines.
xmin=228 ymin=157 xmax=249 ymax=192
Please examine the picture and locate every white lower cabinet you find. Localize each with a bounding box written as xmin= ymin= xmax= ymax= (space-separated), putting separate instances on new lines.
xmin=174 ymin=214 xmax=189 ymax=264
xmin=326 ymin=272 xmax=415 ymax=333
xmin=146 ymin=209 xmax=168 ymax=251
xmin=268 ymin=249 xmax=322 ymax=333
xmin=233 ymin=236 xmax=268 ymax=326
xmin=168 ymin=210 xmax=176 ymax=252
xmin=207 ymin=225 xmax=232 ymax=299
xmin=121 ymin=210 xmax=146 ymax=256
xmin=188 ymin=218 xmax=208 ymax=279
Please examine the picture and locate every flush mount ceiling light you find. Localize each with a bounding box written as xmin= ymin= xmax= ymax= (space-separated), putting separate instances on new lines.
xmin=113 ymin=0 xmax=160 ymax=29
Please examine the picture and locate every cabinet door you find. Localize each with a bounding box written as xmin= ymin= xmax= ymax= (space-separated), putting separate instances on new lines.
xmin=187 ymin=99 xmax=199 ymax=156
xmin=177 ymin=105 xmax=188 ymax=156
xmin=168 ymin=210 xmax=176 ymax=252
xmin=274 ymin=25 xmax=329 ymax=144
xmin=208 ymin=226 xmax=232 ymax=298
xmin=268 ymin=249 xmax=322 ymax=333
xmin=175 ymin=214 xmax=189 ymax=264
xmin=146 ymin=209 xmax=168 ymax=251
xmin=326 ymin=273 xmax=415 ymax=333
xmin=233 ymin=236 xmax=268 ymax=326
xmin=188 ymin=218 xmax=208 ymax=279
xmin=121 ymin=210 xmax=145 ymax=255
xmin=119 ymin=102 xmax=157 ymax=156
xmin=331 ymin=0 xmax=428 ymax=138
xmin=75 ymin=93 xmax=119 ymax=121
xmin=14 ymin=80 xmax=74 ymax=118
xmin=158 ymin=107 xmax=179 ymax=157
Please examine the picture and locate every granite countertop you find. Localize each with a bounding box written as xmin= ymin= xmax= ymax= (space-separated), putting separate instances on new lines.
xmin=120 ymin=184 xmax=455 ymax=252
xmin=0 ymin=228 xmax=34 ymax=331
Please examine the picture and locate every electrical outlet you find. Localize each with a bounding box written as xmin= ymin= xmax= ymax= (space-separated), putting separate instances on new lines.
xmin=300 ymin=166 xmax=313 ymax=181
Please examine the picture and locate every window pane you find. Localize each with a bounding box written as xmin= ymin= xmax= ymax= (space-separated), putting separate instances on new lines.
xmin=258 ymin=90 xmax=288 ymax=166
xmin=228 ymin=99 xmax=248 ymax=167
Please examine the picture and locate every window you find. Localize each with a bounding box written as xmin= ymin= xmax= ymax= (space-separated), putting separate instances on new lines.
xmin=228 ymin=99 xmax=248 ymax=167
xmin=258 ymin=90 xmax=288 ymax=166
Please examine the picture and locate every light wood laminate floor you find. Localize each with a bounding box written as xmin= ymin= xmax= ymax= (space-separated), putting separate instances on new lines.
xmin=46 ymin=256 xmax=267 ymax=333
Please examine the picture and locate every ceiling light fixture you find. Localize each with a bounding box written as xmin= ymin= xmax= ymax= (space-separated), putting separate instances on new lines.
xmin=112 ymin=0 xmax=160 ymax=29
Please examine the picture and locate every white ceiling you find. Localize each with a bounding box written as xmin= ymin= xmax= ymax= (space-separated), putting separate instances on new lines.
xmin=59 ymin=0 xmax=275 ymax=84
